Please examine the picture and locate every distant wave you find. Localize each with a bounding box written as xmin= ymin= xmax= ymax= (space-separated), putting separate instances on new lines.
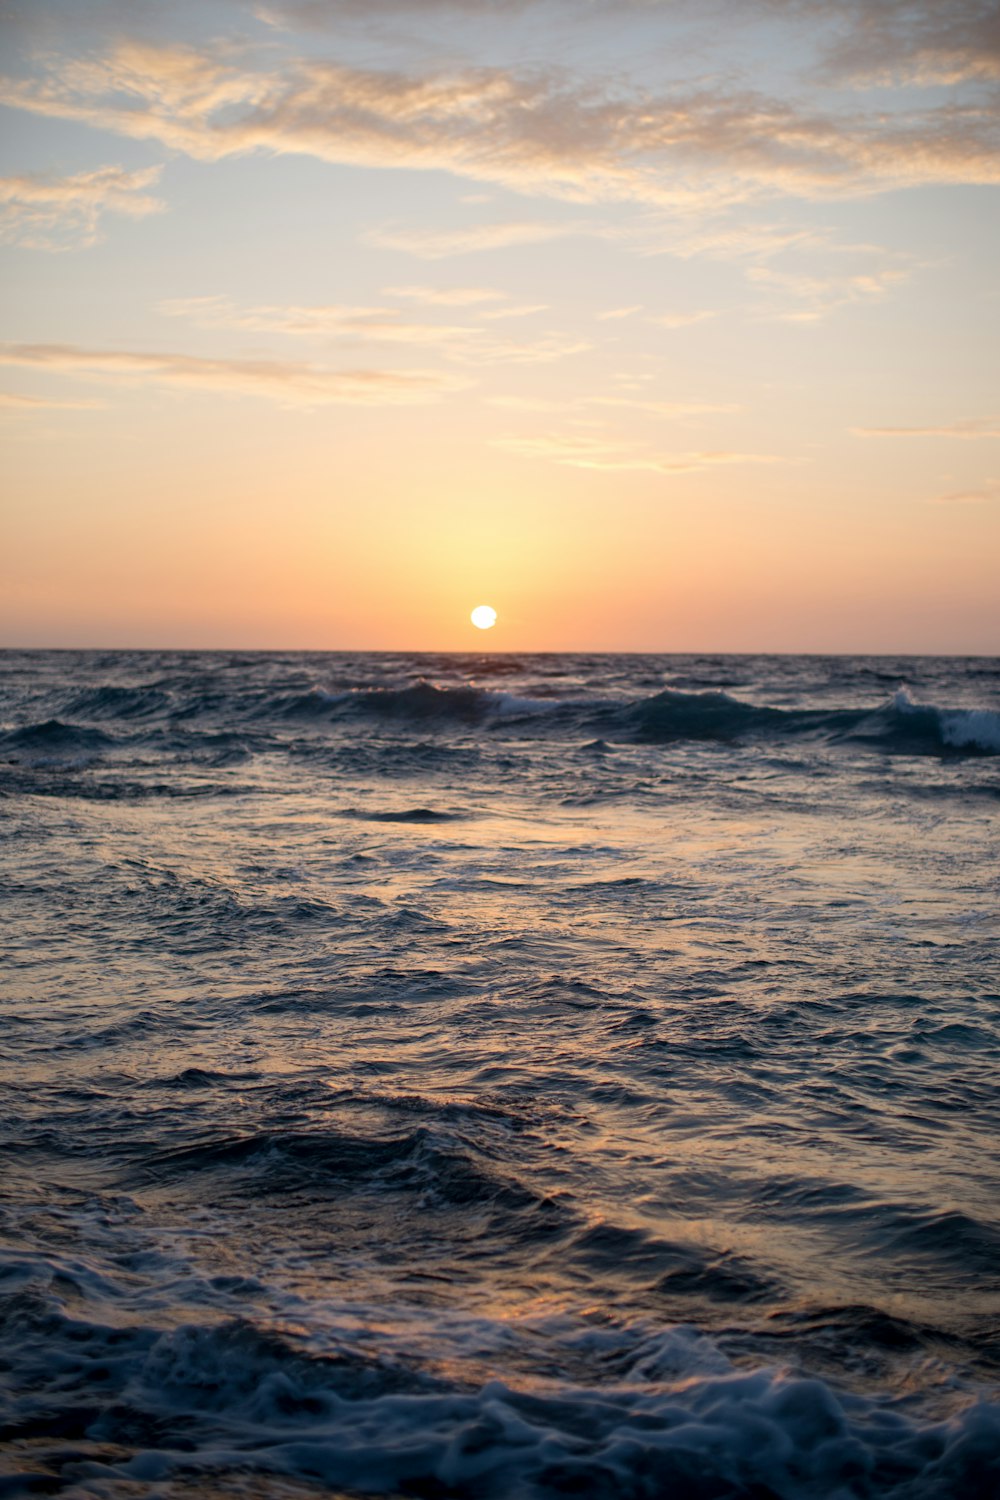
xmin=10 ymin=679 xmax=998 ymax=758
xmin=274 ymin=681 xmax=1000 ymax=755
xmin=344 ymin=806 xmax=464 ymax=823
xmin=64 ymin=683 xmax=173 ymax=719
xmin=2 ymin=717 xmax=113 ymax=748
xmin=277 ymin=681 xmax=551 ymax=725
xmin=0 ymin=717 xmax=115 ymax=763
xmin=626 ymin=687 xmax=796 ymax=741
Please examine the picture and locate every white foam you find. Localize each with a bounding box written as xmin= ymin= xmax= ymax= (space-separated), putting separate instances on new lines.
xmin=892 ymin=686 xmax=1000 ymax=752
xmin=116 ymin=1331 xmax=1000 ymax=1498
xmin=3 ymin=1215 xmax=999 ymax=1497
xmin=940 ymin=708 xmax=1000 ymax=754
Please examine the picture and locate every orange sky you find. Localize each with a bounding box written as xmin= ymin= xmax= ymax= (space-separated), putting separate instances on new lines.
xmin=1 ymin=0 xmax=998 ymax=651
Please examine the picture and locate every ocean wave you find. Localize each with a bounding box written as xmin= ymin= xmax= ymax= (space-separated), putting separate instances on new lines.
xmin=624 ymin=686 xmax=1000 ymax=755
xmin=882 ymin=688 xmax=1000 ymax=755
xmin=138 ymin=1124 xmax=561 ymax=1221
xmin=2 ymin=1276 xmax=997 ymax=1499
xmin=568 ymin=1222 xmax=780 ymax=1305
xmin=265 ymin=681 xmax=1000 ymax=755
xmin=877 ymin=1206 xmax=1000 ymax=1279
xmin=25 ymin=667 xmax=999 ymax=758
xmin=1 ymin=718 xmax=114 ymax=751
xmin=343 ymin=805 xmax=465 ymax=823
xmin=933 ymin=709 xmax=1000 ymax=755
xmin=280 ymin=680 xmax=552 ymax=726
xmin=64 ymin=683 xmax=173 ymax=719
xmin=0 ymin=717 xmax=115 ymax=766
xmin=626 ymin=687 xmax=794 ymax=741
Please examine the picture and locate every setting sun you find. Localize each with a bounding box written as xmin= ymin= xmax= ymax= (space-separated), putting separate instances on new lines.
xmin=470 ymin=605 xmax=498 ymax=630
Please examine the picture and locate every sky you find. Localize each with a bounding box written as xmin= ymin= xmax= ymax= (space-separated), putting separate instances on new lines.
xmin=1 ymin=0 xmax=998 ymax=652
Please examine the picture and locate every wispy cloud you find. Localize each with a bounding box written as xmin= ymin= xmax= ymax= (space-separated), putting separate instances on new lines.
xmin=589 ymin=396 xmax=738 ymax=417
xmin=0 ymin=390 xmax=105 ymax=410
xmin=464 ymin=334 xmax=591 ymax=365
xmin=2 ymin=39 xmax=998 ymax=215
xmin=650 ymin=310 xmax=719 ymax=328
xmin=158 ymin=294 xmax=481 ymax=347
xmin=158 ymin=293 xmax=582 ymax=365
xmin=855 ymin=417 xmax=1000 ymax=437
xmin=928 ymin=480 xmax=1000 ymax=504
xmin=493 ymin=429 xmax=776 ymax=474
xmin=0 ymin=164 xmax=164 ymax=250
xmin=366 ymin=222 xmax=584 ymax=258
xmin=480 ymin=303 xmax=548 ymax=320
xmin=638 ymin=221 xmax=832 ymax=262
xmin=815 ymin=0 xmax=1000 ymax=85
xmin=382 ymin=285 xmax=547 ymax=318
xmin=258 ymin=0 xmax=1000 ymax=89
xmin=747 ymin=262 xmax=910 ymax=321
xmin=383 ymin=285 xmax=505 ymax=306
xmin=488 ymin=394 xmax=736 ymax=417
xmin=0 ymin=343 xmax=467 ymax=407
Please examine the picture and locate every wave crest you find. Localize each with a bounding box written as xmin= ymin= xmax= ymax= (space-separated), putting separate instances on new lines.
xmin=16 ymin=672 xmax=998 ymax=757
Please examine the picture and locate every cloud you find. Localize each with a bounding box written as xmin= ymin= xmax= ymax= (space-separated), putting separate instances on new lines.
xmin=493 ymin=429 xmax=776 ymax=473
xmin=650 ymin=310 xmax=719 ymax=328
xmin=747 ymin=262 xmax=910 ymax=320
xmin=255 ymin=0 xmax=540 ymax=19
xmin=383 ymin=285 xmax=505 ymax=305
xmin=0 ymin=164 xmax=164 ymax=250
xmin=480 ymin=303 xmax=548 ymax=319
xmin=382 ymin=285 xmax=547 ymax=317
xmin=2 ymin=39 xmax=998 ymax=215
xmin=588 ymin=396 xmax=738 ymax=417
xmin=0 ymin=390 xmax=105 ymax=410
xmin=635 ymin=221 xmax=913 ymax=321
xmin=157 ymin=293 xmax=583 ymax=364
xmin=597 ymin=305 xmax=642 ymax=320
xmin=638 ymin=221 xmax=833 ymax=262
xmin=157 ymin=294 xmax=481 ymax=347
xmin=0 ymin=342 xmax=467 ymax=407
xmin=488 ymin=395 xmax=579 ymax=413
xmin=928 ymin=480 xmax=1000 ymax=503
xmin=366 ymin=222 xmax=585 ymax=257
xmin=254 ymin=0 xmax=1000 ymax=87
xmin=855 ymin=417 xmax=1000 ymax=437
xmin=462 ymin=334 xmax=590 ymax=364
xmin=380 ymin=284 xmax=549 ymax=317
xmin=488 ymin=394 xmax=736 ymax=417
xmin=813 ymin=0 xmax=1000 ymax=85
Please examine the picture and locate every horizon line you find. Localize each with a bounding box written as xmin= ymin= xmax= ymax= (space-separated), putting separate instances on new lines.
xmin=1 ymin=645 xmax=997 ymax=659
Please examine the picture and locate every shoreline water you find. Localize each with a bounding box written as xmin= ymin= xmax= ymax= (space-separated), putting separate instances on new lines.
xmin=2 ymin=650 xmax=998 ymax=1497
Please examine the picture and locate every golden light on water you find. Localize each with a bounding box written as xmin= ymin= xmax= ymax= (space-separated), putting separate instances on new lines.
xmin=471 ymin=605 xmax=498 ymax=630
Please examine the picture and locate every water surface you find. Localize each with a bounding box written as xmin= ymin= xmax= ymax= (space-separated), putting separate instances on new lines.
xmin=2 ymin=651 xmax=999 ymax=1497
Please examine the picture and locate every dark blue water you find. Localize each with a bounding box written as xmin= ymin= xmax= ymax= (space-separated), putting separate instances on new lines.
xmin=2 ymin=651 xmax=999 ymax=1498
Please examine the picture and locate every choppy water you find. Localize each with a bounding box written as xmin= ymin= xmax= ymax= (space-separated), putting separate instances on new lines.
xmin=2 ymin=650 xmax=999 ymax=1499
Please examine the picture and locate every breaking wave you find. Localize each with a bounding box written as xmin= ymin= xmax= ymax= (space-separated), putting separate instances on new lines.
xmin=274 ymin=681 xmax=999 ymax=754
xmin=9 ymin=667 xmax=995 ymax=759
xmin=3 ymin=1255 xmax=997 ymax=1500
xmin=160 ymin=677 xmax=994 ymax=760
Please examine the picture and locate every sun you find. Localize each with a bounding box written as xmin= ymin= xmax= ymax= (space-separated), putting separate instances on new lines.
xmin=470 ymin=604 xmax=497 ymax=630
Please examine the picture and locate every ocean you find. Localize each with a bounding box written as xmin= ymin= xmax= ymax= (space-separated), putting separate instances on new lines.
xmin=1 ymin=649 xmax=998 ymax=1498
